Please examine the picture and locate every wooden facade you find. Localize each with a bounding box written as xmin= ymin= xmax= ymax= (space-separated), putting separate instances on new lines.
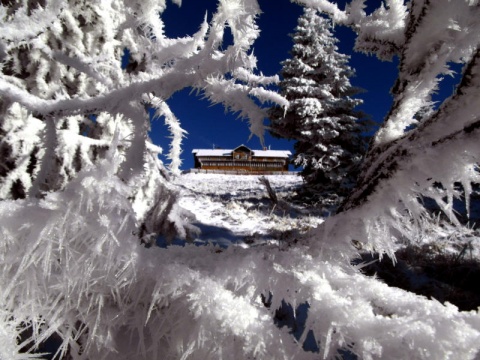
xmin=192 ymin=145 xmax=291 ymax=174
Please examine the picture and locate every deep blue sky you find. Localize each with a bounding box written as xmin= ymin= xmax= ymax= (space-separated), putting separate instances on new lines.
xmin=150 ymin=0 xmax=454 ymax=170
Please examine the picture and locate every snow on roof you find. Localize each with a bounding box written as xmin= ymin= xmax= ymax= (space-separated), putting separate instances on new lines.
xmin=192 ymin=149 xmax=291 ymax=158
xmin=192 ymin=149 xmax=232 ymax=157
xmin=253 ymin=150 xmax=292 ymax=158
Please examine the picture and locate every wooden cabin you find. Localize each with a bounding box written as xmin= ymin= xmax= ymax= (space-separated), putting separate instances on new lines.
xmin=192 ymin=145 xmax=291 ymax=174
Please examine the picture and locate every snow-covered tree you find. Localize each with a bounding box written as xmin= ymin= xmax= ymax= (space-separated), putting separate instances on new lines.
xmin=292 ymin=0 xmax=480 ymax=249
xmin=0 ymin=0 xmax=184 ymax=242
xmin=269 ymin=7 xmax=367 ymax=207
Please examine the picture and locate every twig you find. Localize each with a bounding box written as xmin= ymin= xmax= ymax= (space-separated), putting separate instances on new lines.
xmin=259 ymin=176 xmax=278 ymax=204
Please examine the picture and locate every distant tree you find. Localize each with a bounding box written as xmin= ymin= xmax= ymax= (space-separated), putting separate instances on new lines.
xmin=268 ymin=7 xmax=368 ymax=208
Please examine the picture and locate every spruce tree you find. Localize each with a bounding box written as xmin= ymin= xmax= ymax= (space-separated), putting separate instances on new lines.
xmin=269 ymin=7 xmax=368 ymax=208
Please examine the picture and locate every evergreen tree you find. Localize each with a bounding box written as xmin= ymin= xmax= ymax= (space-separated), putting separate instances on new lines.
xmin=269 ymin=7 xmax=368 ymax=208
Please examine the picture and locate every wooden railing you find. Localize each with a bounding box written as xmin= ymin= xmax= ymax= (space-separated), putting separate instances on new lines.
xmin=183 ymin=169 xmax=298 ymax=175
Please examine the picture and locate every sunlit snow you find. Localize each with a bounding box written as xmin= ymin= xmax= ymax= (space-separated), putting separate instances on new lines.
xmin=172 ymin=173 xmax=324 ymax=247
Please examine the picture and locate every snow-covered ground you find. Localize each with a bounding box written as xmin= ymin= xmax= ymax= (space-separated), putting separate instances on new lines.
xmin=173 ymin=173 xmax=480 ymax=314
xmin=172 ymin=173 xmax=324 ymax=247
xmin=172 ymin=173 xmax=480 ymax=256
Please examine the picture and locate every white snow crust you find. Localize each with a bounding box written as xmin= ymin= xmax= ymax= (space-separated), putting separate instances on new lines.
xmin=174 ymin=173 xmax=320 ymax=247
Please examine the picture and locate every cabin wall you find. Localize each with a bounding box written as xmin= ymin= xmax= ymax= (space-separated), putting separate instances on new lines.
xmin=232 ymin=150 xmax=252 ymax=160
xmin=194 ymin=156 xmax=289 ymax=172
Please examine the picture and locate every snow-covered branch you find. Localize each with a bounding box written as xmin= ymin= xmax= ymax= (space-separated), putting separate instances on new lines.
xmin=344 ymin=46 xmax=480 ymax=211
xmin=146 ymin=93 xmax=186 ymax=175
xmin=295 ymin=1 xmax=480 ymax=256
xmin=0 ymin=0 xmax=65 ymax=43
xmin=297 ymin=0 xmax=480 ymax=147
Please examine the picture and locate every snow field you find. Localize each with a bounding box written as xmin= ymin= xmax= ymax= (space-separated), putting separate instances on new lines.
xmin=174 ymin=173 xmax=323 ymax=247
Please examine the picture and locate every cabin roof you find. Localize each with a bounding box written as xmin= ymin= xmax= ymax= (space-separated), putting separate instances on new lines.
xmin=233 ymin=144 xmax=252 ymax=153
xmin=192 ymin=148 xmax=291 ymax=158
xmin=192 ymin=149 xmax=231 ymax=157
